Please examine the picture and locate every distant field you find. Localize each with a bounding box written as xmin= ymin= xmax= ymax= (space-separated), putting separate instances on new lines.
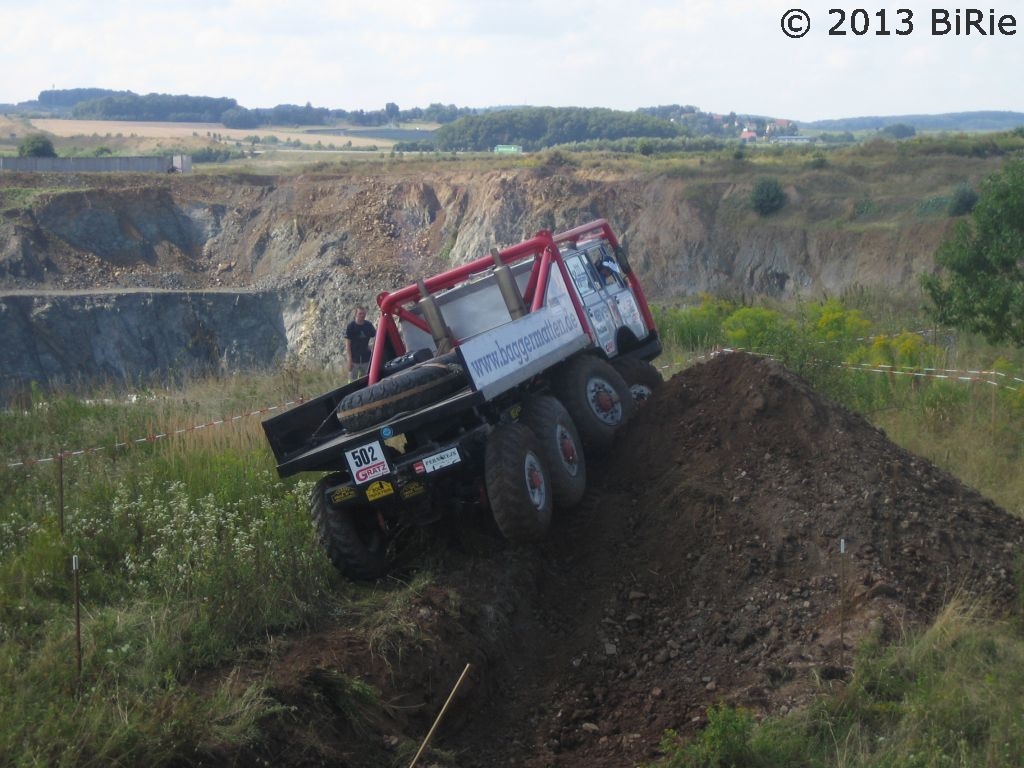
xmin=0 ymin=114 xmax=450 ymax=170
xmin=26 ymin=118 xmax=391 ymax=149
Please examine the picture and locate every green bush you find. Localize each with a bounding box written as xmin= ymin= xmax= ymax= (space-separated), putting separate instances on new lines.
xmin=948 ymin=182 xmax=979 ymax=216
xmin=654 ymin=296 xmax=734 ymax=350
xmin=657 ymin=704 xmax=756 ymax=767
xmin=807 ymin=153 xmax=828 ymax=169
xmin=722 ymin=306 xmax=796 ymax=351
xmin=750 ymin=178 xmax=786 ymax=216
xmin=17 ymin=134 xmax=56 ymax=158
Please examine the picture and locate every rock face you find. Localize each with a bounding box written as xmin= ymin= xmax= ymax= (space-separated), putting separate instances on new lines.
xmin=0 ymin=161 xmax=994 ymax=396
xmin=0 ymin=291 xmax=291 ymax=392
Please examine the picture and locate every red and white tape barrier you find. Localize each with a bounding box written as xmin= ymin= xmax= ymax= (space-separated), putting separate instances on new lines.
xmin=5 ymin=396 xmax=308 ymax=470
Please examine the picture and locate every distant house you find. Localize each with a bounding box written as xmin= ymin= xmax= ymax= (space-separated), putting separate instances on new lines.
xmin=493 ymin=144 xmax=524 ymax=154
xmin=739 ymin=130 xmax=758 ymax=143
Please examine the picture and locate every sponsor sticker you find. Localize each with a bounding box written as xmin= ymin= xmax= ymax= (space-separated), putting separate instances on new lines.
xmin=400 ymin=481 xmax=427 ymax=500
xmin=366 ymin=480 xmax=395 ymax=501
xmin=330 ymin=486 xmax=358 ymax=504
xmin=345 ymin=440 xmax=391 ymax=485
xmin=414 ymin=447 xmax=461 ymax=475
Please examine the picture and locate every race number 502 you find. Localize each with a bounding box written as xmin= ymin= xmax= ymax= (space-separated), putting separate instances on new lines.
xmin=345 ymin=441 xmax=391 ymax=484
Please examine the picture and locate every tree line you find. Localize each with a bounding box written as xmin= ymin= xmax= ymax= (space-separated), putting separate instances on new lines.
xmin=29 ymin=90 xmax=768 ymax=151
xmin=32 ymin=89 xmax=473 ymax=129
xmin=430 ymin=106 xmax=685 ymax=152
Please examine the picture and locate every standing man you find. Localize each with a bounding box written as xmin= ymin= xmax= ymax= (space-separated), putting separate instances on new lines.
xmin=345 ymin=306 xmax=376 ymax=382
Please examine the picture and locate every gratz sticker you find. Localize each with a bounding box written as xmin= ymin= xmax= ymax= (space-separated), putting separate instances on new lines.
xmin=413 ymin=447 xmax=461 ymax=475
xmin=345 ymin=440 xmax=391 ymax=484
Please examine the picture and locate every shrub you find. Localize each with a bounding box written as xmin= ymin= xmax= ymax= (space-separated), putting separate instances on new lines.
xmin=654 ymin=296 xmax=734 ymax=350
xmin=948 ymin=182 xmax=979 ymax=216
xmin=17 ymin=134 xmax=56 ymax=158
xmin=804 ymin=298 xmax=872 ymax=346
xmin=750 ymin=178 xmax=786 ymax=216
xmin=722 ymin=306 xmax=796 ymax=351
xmin=657 ymin=704 xmax=757 ymax=767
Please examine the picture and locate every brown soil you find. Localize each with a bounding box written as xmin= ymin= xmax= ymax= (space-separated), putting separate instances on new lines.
xmin=221 ymin=351 xmax=1024 ymax=767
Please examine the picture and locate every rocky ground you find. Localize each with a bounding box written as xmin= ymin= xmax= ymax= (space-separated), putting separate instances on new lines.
xmin=221 ymin=351 xmax=1024 ymax=768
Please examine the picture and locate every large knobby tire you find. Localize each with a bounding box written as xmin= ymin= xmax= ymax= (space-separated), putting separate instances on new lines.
xmin=551 ymin=355 xmax=635 ymax=455
xmin=519 ymin=394 xmax=587 ymax=508
xmin=485 ymin=423 xmax=553 ymax=543
xmin=612 ymin=357 xmax=664 ymax=404
xmin=337 ymin=353 xmax=467 ymax=431
xmin=310 ymin=476 xmax=391 ymax=580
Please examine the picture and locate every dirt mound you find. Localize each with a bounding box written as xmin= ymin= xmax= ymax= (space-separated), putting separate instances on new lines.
xmin=241 ymin=352 xmax=1024 ymax=767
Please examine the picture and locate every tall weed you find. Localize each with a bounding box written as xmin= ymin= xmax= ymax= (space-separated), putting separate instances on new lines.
xmin=0 ymin=370 xmax=350 ymax=765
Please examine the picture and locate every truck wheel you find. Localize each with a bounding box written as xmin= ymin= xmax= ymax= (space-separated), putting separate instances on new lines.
xmin=551 ymin=355 xmax=635 ymax=454
xmin=310 ymin=476 xmax=391 ymax=580
xmin=485 ymin=423 xmax=552 ymax=543
xmin=519 ymin=394 xmax=586 ymax=508
xmin=336 ymin=352 xmax=467 ymax=431
xmin=612 ymin=357 xmax=664 ymax=404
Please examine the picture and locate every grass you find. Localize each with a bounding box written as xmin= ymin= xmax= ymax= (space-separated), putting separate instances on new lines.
xmin=0 ymin=186 xmax=50 ymax=212
xmin=0 ymin=364 xmax=440 ymax=764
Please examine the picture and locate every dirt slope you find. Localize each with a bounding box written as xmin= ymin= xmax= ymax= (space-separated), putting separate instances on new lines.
xmin=222 ymin=351 xmax=1024 ymax=768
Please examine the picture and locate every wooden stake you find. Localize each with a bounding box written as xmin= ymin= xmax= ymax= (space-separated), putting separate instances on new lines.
xmin=73 ymin=555 xmax=82 ymax=684
xmin=57 ymin=448 xmax=65 ymax=536
xmin=409 ymin=663 xmax=472 ymax=768
xmin=839 ymin=538 xmax=846 ymax=669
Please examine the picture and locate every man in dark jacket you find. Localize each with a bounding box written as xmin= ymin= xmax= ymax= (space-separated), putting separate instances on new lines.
xmin=344 ymin=306 xmax=376 ymax=381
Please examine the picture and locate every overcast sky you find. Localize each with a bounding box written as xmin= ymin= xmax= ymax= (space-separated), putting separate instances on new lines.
xmin=1 ymin=1 xmax=1021 ymax=123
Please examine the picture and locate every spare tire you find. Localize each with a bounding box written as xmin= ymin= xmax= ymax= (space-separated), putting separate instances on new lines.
xmin=337 ymin=352 xmax=467 ymax=431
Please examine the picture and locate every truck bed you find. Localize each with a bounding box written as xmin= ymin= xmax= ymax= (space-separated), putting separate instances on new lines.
xmin=263 ymin=385 xmax=485 ymax=477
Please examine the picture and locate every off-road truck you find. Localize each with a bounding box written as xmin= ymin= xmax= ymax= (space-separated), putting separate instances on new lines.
xmin=262 ymin=219 xmax=663 ymax=580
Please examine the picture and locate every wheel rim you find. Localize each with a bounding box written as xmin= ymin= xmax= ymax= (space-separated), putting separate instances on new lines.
xmin=629 ymin=382 xmax=655 ymax=402
xmin=555 ymin=423 xmax=582 ymax=478
xmin=586 ymin=376 xmax=623 ymax=426
xmin=523 ymin=450 xmax=547 ymax=509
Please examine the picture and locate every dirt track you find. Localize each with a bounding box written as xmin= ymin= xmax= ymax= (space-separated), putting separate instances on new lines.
xmin=223 ymin=351 xmax=1024 ymax=768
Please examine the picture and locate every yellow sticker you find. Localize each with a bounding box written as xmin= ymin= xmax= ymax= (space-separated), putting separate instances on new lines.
xmin=366 ymin=480 xmax=395 ymax=501
xmin=331 ymin=486 xmax=358 ymax=504
xmin=400 ymin=481 xmax=427 ymax=500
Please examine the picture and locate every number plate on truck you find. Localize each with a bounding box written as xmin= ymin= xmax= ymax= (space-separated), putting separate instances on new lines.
xmin=345 ymin=441 xmax=392 ymax=485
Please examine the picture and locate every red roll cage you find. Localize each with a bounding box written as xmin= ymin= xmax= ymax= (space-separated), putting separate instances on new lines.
xmin=366 ymin=219 xmax=655 ymax=384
